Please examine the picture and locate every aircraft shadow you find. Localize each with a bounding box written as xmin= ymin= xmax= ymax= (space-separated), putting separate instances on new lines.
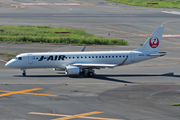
xmin=97 ymin=72 xmax=179 ymax=77
xmin=13 ymin=74 xmax=133 ymax=83
xmin=13 ymin=72 xmax=178 ymax=83
xmin=93 ymin=76 xmax=133 ymax=83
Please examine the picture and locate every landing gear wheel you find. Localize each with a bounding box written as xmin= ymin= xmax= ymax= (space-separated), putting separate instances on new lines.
xmin=22 ymin=73 xmax=26 ymax=76
xmin=21 ymin=68 xmax=26 ymax=76
xmin=88 ymin=72 xmax=94 ymax=77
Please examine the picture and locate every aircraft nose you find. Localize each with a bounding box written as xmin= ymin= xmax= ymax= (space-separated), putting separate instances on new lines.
xmin=5 ymin=61 xmax=13 ymax=67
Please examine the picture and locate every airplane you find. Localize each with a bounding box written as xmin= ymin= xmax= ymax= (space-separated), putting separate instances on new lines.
xmin=5 ymin=26 xmax=166 ymax=77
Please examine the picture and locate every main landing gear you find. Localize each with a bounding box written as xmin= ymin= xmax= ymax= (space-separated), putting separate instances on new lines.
xmin=87 ymin=69 xmax=94 ymax=77
xmin=80 ymin=69 xmax=95 ymax=77
xmin=21 ymin=68 xmax=26 ymax=76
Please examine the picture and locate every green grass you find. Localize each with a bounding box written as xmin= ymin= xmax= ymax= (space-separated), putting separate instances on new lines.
xmin=171 ymin=103 xmax=180 ymax=106
xmin=107 ymin=0 xmax=180 ymax=9
xmin=0 ymin=26 xmax=128 ymax=45
xmin=140 ymin=43 xmax=143 ymax=46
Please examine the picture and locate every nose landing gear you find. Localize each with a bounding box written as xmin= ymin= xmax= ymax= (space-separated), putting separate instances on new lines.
xmin=21 ymin=68 xmax=26 ymax=76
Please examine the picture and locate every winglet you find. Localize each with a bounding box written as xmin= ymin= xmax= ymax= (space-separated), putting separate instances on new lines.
xmin=81 ymin=46 xmax=86 ymax=52
xmin=134 ymin=27 xmax=164 ymax=52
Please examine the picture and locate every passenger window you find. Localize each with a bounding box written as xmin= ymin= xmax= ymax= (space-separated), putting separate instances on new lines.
xmin=106 ymin=56 xmax=107 ymax=58
xmin=96 ymin=56 xmax=98 ymax=58
xmin=89 ymin=56 xmax=91 ymax=58
xmin=18 ymin=57 xmax=22 ymax=60
xmin=119 ymin=56 xmax=121 ymax=58
xmin=102 ymin=56 xmax=104 ymax=58
xmin=92 ymin=56 xmax=94 ymax=58
xmin=85 ymin=56 xmax=87 ymax=58
xmin=99 ymin=56 xmax=101 ymax=58
xmin=109 ymin=56 xmax=111 ymax=58
xmin=69 ymin=57 xmax=71 ymax=59
xmin=77 ymin=57 xmax=79 ymax=59
xmin=116 ymin=56 xmax=118 ymax=58
xmin=81 ymin=56 xmax=83 ymax=58
xmin=123 ymin=56 xmax=125 ymax=57
xmin=73 ymin=57 xmax=75 ymax=59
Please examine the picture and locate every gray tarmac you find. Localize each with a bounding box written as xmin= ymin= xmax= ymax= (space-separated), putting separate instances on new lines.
xmin=0 ymin=0 xmax=180 ymax=120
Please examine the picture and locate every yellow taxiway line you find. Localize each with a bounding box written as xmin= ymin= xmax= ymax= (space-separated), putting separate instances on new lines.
xmin=29 ymin=111 xmax=123 ymax=120
xmin=52 ymin=111 xmax=102 ymax=120
xmin=0 ymin=1 xmax=18 ymax=10
xmin=0 ymin=59 xmax=7 ymax=63
xmin=0 ymin=88 xmax=58 ymax=97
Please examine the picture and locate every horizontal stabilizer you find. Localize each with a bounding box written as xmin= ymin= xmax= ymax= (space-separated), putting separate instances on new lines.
xmin=147 ymin=52 xmax=166 ymax=56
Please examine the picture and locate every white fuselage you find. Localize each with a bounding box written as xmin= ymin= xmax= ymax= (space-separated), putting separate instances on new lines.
xmin=6 ymin=51 xmax=158 ymax=69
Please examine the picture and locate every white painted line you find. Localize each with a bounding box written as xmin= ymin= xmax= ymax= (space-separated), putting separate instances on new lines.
xmin=20 ymin=3 xmax=81 ymax=6
xmin=54 ymin=3 xmax=81 ymax=5
xmin=52 ymin=15 xmax=137 ymax=17
xmin=163 ymin=35 xmax=180 ymax=37
xmin=20 ymin=3 xmax=49 ymax=5
xmin=162 ymin=11 xmax=180 ymax=15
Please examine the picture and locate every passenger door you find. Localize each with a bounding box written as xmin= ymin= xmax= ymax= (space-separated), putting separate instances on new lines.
xmin=28 ymin=54 xmax=33 ymax=64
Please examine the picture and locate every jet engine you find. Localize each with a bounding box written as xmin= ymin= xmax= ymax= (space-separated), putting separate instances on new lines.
xmin=65 ymin=66 xmax=80 ymax=75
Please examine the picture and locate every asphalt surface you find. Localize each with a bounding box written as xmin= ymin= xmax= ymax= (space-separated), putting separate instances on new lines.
xmin=0 ymin=0 xmax=180 ymax=120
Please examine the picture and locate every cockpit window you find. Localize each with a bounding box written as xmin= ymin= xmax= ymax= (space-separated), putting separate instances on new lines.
xmin=13 ymin=57 xmax=17 ymax=59
xmin=18 ymin=57 xmax=22 ymax=60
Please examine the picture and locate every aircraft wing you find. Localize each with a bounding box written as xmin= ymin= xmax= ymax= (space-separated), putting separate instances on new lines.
xmin=71 ymin=63 xmax=116 ymax=68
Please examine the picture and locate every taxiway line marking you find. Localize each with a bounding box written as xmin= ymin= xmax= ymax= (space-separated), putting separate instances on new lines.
xmin=32 ymin=0 xmax=73 ymax=13
xmin=0 ymin=59 xmax=7 ymax=63
xmin=28 ymin=0 xmax=54 ymax=6
xmin=162 ymin=40 xmax=180 ymax=46
xmin=29 ymin=112 xmax=123 ymax=120
xmin=52 ymin=111 xmax=102 ymax=120
xmin=71 ymin=0 xmax=94 ymax=6
xmin=0 ymin=1 xmax=18 ymax=10
xmin=20 ymin=92 xmax=58 ymax=97
xmin=161 ymin=19 xmax=180 ymax=27
xmin=0 ymin=88 xmax=58 ymax=97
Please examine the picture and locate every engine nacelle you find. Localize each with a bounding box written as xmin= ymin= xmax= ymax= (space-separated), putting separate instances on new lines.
xmin=65 ymin=66 xmax=80 ymax=75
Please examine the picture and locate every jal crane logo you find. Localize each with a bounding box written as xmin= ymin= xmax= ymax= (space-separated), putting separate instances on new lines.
xmin=149 ymin=37 xmax=159 ymax=48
